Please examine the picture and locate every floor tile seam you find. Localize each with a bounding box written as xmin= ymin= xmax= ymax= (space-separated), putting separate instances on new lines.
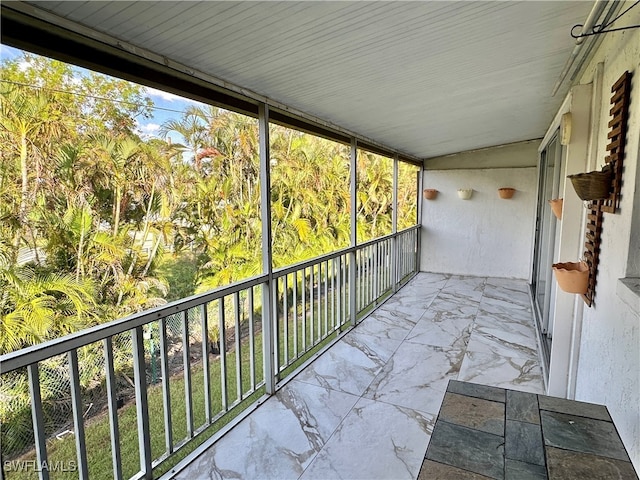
xmin=542 ymin=443 xmax=635 ymax=464
xmin=537 ymin=408 xmax=612 ymax=422
xmin=420 ymin=459 xmax=495 ymax=480
xmin=362 ymin=393 xmax=445 ymax=420
xmin=431 ymin=418 xmax=505 ymax=441
xmin=467 ymin=331 xmax=540 ymax=353
xmin=464 ymin=329 xmax=540 ymax=356
xmin=462 ymin=342 xmax=541 ymax=364
xmin=294 ymin=390 xmax=385 ymax=480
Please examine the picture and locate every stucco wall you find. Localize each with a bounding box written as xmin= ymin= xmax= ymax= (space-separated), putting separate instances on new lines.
xmin=420 ymin=160 xmax=537 ymax=279
xmin=569 ymin=15 xmax=640 ymax=471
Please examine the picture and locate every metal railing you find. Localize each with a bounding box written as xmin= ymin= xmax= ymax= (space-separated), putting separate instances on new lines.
xmin=0 ymin=226 xmax=419 ymax=480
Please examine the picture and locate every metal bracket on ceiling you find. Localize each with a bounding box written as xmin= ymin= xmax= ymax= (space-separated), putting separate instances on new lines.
xmin=570 ymin=0 xmax=640 ymax=40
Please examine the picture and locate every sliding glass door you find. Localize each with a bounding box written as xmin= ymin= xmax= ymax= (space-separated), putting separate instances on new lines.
xmin=531 ymin=132 xmax=562 ymax=369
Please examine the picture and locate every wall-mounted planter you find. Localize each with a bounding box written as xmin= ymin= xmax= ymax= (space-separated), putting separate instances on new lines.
xmin=549 ymin=198 xmax=563 ymax=220
xmin=552 ymin=261 xmax=589 ymax=294
xmin=498 ymin=187 xmax=516 ymax=199
xmin=423 ymin=189 xmax=438 ymax=200
xmin=457 ymin=189 xmax=473 ymax=200
xmin=568 ymin=165 xmax=613 ymax=201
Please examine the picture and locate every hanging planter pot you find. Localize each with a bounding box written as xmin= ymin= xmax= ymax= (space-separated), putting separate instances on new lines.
xmin=552 ymin=261 xmax=589 ymax=294
xmin=423 ymin=189 xmax=438 ymax=200
xmin=498 ymin=187 xmax=516 ymax=199
xmin=457 ymin=189 xmax=473 ymax=200
xmin=549 ymin=198 xmax=563 ymax=220
xmin=568 ymin=165 xmax=613 ymax=201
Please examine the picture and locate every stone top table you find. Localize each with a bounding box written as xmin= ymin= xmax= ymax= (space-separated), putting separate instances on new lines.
xmin=420 ymin=380 xmax=638 ymax=480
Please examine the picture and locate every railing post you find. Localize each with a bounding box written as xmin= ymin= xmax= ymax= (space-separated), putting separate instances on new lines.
xmin=392 ymin=155 xmax=399 ymax=291
xmin=68 ymin=350 xmax=89 ymax=479
xmin=132 ymin=326 xmax=153 ymax=478
xmin=27 ymin=364 xmax=49 ymax=480
xmin=104 ymin=337 xmax=124 ymax=479
xmin=349 ymin=138 xmax=358 ymax=325
xmin=200 ymin=304 xmax=212 ymax=423
xmin=181 ymin=311 xmax=193 ymax=437
xmin=259 ymin=103 xmax=276 ymax=394
xmin=416 ymin=165 xmax=424 ymax=272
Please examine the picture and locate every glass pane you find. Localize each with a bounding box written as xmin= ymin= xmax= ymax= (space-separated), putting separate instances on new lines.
xmin=397 ymin=162 xmax=420 ymax=229
xmin=356 ymin=150 xmax=393 ymax=242
xmin=269 ymin=125 xmax=350 ymax=267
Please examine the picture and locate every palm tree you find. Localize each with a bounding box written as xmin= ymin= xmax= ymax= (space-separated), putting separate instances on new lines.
xmin=0 ymin=265 xmax=96 ymax=354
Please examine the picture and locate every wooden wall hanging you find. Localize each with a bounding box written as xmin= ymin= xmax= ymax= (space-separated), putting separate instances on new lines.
xmin=582 ymin=70 xmax=632 ymax=307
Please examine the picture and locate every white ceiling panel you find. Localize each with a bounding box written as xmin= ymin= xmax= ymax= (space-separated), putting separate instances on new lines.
xmin=21 ymin=1 xmax=596 ymax=158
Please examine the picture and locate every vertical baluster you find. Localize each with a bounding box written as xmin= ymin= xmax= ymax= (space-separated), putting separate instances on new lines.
xmin=387 ymin=239 xmax=391 ymax=291
xmin=302 ymin=267 xmax=307 ymax=351
xmin=385 ymin=238 xmax=393 ymax=290
xmin=310 ymin=265 xmax=315 ymax=345
xmin=374 ymin=242 xmax=379 ymax=302
xmin=132 ymin=327 xmax=152 ymax=478
xmin=416 ymin=229 xmax=419 ymax=272
xmin=359 ymin=249 xmax=364 ymax=310
xmin=336 ymin=256 xmax=342 ymax=327
xmin=359 ymin=249 xmax=364 ymax=311
xmin=331 ymin=258 xmax=336 ymax=331
xmin=283 ymin=274 xmax=289 ymax=366
xmin=201 ymin=304 xmax=212 ymax=423
xmin=219 ymin=298 xmax=228 ymax=411
xmin=27 ymin=364 xmax=49 ymax=480
xmin=367 ymin=245 xmax=373 ymax=306
xmin=104 ymin=338 xmax=123 ymax=479
xmin=68 ymin=350 xmax=89 ymax=479
xmin=158 ymin=318 xmax=173 ymax=454
xmin=234 ymin=292 xmax=242 ymax=401
xmin=317 ymin=262 xmax=322 ymax=340
xmin=293 ymin=270 xmax=298 ymax=359
xmin=273 ymin=279 xmax=280 ymax=373
xmin=350 ymin=249 xmax=357 ymax=325
xmin=399 ymin=234 xmax=404 ymax=280
xmin=406 ymin=233 xmax=409 ymax=277
xmin=361 ymin=249 xmax=364 ymax=309
xmin=181 ymin=311 xmax=193 ymax=437
xmin=383 ymin=240 xmax=387 ymax=292
xmin=249 ymin=287 xmax=256 ymax=391
xmin=369 ymin=246 xmax=372 ymax=304
xmin=324 ymin=261 xmax=328 ymax=336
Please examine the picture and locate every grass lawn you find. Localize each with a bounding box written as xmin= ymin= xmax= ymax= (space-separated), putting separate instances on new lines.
xmin=5 ymin=306 xmax=347 ymax=480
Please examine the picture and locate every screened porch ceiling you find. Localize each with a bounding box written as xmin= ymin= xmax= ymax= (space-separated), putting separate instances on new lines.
xmin=4 ymin=1 xmax=598 ymax=159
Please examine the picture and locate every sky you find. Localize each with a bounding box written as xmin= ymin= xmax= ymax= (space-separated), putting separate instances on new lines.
xmin=0 ymin=43 xmax=199 ymax=145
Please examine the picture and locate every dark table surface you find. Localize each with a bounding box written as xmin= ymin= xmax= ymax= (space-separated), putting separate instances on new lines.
xmin=420 ymin=380 xmax=638 ymax=480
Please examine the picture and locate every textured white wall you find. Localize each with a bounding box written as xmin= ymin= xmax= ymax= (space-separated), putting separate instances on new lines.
xmin=420 ymin=165 xmax=536 ymax=279
xmin=569 ymin=17 xmax=640 ymax=472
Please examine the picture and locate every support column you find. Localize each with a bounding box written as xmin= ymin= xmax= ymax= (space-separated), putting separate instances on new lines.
xmin=391 ymin=155 xmax=399 ymax=291
xmin=349 ymin=139 xmax=358 ymax=325
xmin=259 ymin=103 xmax=276 ymax=394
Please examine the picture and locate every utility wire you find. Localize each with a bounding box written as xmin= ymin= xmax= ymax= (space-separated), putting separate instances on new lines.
xmin=571 ymin=0 xmax=640 ymax=39
xmin=0 ymin=78 xmax=255 ymax=127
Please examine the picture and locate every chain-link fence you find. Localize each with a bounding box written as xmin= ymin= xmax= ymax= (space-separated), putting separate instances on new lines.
xmin=0 ymin=312 xmax=196 ymax=461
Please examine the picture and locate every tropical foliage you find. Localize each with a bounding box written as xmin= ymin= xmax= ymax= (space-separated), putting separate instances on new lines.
xmin=0 ymin=50 xmax=418 ymax=354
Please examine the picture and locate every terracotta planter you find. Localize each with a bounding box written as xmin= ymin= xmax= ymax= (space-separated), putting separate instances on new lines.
xmin=457 ymin=189 xmax=473 ymax=200
xmin=552 ymin=261 xmax=589 ymax=294
xmin=423 ymin=189 xmax=438 ymax=200
xmin=549 ymin=198 xmax=563 ymax=220
xmin=498 ymin=187 xmax=516 ymax=199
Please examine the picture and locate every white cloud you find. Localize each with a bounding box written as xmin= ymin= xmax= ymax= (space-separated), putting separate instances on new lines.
xmin=144 ymin=86 xmax=184 ymax=102
xmin=139 ymin=122 xmax=161 ymax=134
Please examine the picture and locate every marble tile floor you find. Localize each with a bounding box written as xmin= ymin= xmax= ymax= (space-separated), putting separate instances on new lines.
xmin=171 ymin=272 xmax=545 ymax=480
